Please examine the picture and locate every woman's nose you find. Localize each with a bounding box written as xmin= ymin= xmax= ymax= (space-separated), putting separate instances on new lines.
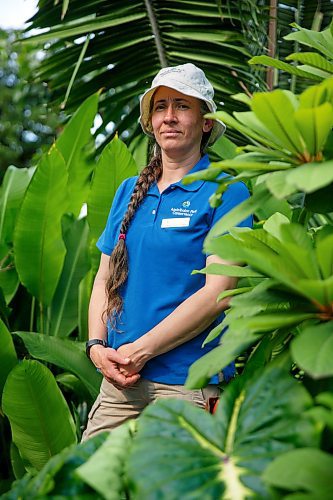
xmin=164 ymin=103 xmax=177 ymax=122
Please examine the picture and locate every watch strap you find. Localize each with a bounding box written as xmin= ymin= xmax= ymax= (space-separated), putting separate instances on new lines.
xmin=86 ymin=338 xmax=107 ymax=359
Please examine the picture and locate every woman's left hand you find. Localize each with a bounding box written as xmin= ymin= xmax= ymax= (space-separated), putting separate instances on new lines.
xmin=117 ymin=342 xmax=150 ymax=376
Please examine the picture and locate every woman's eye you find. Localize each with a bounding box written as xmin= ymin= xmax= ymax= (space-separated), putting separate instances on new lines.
xmin=178 ymin=104 xmax=189 ymax=109
xmin=154 ymin=104 xmax=165 ymax=111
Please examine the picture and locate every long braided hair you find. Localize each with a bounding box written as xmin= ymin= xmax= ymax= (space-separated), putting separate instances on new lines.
xmin=105 ymin=146 xmax=163 ymax=322
xmin=105 ymin=100 xmax=211 ymax=324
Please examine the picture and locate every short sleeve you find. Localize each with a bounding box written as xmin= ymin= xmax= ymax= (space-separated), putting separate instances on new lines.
xmin=96 ymin=177 xmax=136 ymax=255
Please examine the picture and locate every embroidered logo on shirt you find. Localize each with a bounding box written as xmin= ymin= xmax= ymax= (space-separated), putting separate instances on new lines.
xmin=182 ymin=201 xmax=190 ymax=208
xmin=171 ymin=206 xmax=198 ymax=217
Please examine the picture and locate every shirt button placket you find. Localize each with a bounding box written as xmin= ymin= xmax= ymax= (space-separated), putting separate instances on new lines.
xmin=152 ymin=195 xmax=162 ymax=223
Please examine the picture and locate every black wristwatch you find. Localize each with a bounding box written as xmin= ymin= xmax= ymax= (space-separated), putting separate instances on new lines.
xmin=86 ymin=339 xmax=108 ymax=359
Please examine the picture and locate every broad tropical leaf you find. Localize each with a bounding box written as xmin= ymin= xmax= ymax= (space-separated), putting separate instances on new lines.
xmin=24 ymin=1 xmax=266 ymax=148
xmin=48 ymin=215 xmax=90 ymax=337
xmin=263 ymin=448 xmax=333 ymax=498
xmin=291 ymin=321 xmax=333 ymax=378
xmin=0 ymin=256 xmax=19 ymax=305
xmin=13 ymin=146 xmax=68 ymax=306
xmin=128 ymin=364 xmax=317 ymax=498
xmin=0 ymin=318 xmax=17 ymax=401
xmin=2 ymin=360 xmax=77 ymax=471
xmin=0 ymin=433 xmax=106 ymax=498
xmin=15 ymin=332 xmax=102 ymax=398
xmin=78 ymin=268 xmax=94 ymax=341
xmin=0 ymin=166 xmax=34 ymax=303
xmin=56 ymin=92 xmax=99 ymax=216
xmin=0 ymin=165 xmax=34 ymax=251
xmin=76 ymin=421 xmax=135 ymax=499
xmin=284 ymin=22 xmax=333 ymax=60
xmin=87 ymin=135 xmax=137 ymax=272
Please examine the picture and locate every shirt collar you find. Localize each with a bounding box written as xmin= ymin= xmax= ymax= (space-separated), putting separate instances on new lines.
xmin=176 ymin=154 xmax=209 ymax=191
xmin=147 ymin=154 xmax=210 ymax=195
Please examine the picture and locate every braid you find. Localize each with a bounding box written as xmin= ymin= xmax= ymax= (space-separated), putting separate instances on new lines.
xmin=105 ymin=147 xmax=163 ymax=323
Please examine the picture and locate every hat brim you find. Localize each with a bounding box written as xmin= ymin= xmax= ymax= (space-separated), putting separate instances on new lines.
xmin=139 ymin=82 xmax=226 ymax=146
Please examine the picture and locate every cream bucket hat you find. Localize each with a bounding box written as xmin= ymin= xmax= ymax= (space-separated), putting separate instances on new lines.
xmin=140 ymin=63 xmax=226 ymax=145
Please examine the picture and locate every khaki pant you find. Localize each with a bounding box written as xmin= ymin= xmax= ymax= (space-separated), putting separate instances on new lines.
xmin=82 ymin=377 xmax=220 ymax=441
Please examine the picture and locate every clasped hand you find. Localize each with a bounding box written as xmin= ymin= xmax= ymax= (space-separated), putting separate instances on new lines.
xmin=90 ymin=342 xmax=147 ymax=389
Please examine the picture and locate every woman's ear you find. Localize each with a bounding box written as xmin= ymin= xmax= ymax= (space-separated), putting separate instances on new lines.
xmin=203 ymin=119 xmax=213 ymax=133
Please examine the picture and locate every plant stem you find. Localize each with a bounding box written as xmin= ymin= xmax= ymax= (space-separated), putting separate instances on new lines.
xmin=144 ymin=0 xmax=168 ymax=67
xmin=30 ymin=296 xmax=35 ymax=332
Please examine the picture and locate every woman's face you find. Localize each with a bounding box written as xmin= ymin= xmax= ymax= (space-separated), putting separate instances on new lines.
xmin=151 ymin=86 xmax=213 ymax=156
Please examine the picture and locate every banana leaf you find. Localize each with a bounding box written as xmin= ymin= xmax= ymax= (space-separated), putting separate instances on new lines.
xmin=13 ymin=147 xmax=68 ymax=307
xmin=15 ymin=332 xmax=102 ymax=399
xmin=48 ymin=215 xmax=90 ymax=337
xmin=0 ymin=318 xmax=17 ymax=402
xmin=2 ymin=360 xmax=77 ymax=471
xmin=56 ymin=92 xmax=99 ymax=217
xmin=87 ymin=135 xmax=137 ymax=273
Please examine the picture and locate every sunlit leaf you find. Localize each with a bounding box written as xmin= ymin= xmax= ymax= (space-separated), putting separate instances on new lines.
xmin=13 ymin=147 xmax=68 ymax=306
xmin=56 ymin=92 xmax=99 ymax=216
xmin=294 ymin=103 xmax=333 ymax=156
xmin=49 ymin=216 xmax=90 ymax=337
xmin=2 ymin=360 xmax=77 ymax=471
xmin=15 ymin=332 xmax=101 ymax=398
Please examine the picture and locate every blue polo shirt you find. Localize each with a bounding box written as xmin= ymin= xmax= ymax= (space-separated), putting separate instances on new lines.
xmin=97 ymin=154 xmax=252 ymax=384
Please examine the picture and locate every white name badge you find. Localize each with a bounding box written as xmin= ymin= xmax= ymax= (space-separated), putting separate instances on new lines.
xmin=161 ymin=217 xmax=190 ymax=228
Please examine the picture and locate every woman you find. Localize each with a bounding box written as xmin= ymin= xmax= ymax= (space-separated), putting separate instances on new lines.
xmin=82 ymin=63 xmax=252 ymax=439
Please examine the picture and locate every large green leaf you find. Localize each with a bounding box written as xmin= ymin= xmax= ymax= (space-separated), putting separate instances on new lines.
xmin=186 ymin=329 xmax=260 ymax=388
xmin=251 ymin=90 xmax=303 ymax=156
xmin=78 ymin=268 xmax=94 ymax=342
xmin=294 ymin=103 xmax=333 ymax=157
xmin=206 ymin=223 xmax=333 ymax=305
xmin=2 ymin=360 xmax=77 ymax=471
xmin=264 ymin=169 xmax=298 ymax=199
xmin=316 ymin=232 xmax=333 ymax=279
xmin=0 ymin=318 xmax=17 ymax=402
xmin=263 ymin=448 xmax=333 ymax=498
xmin=0 ymin=165 xmax=34 ymax=250
xmin=205 ymin=228 xmax=307 ymax=292
xmin=56 ymin=92 xmax=99 ymax=216
xmin=15 ymin=332 xmax=101 ymax=399
xmin=25 ymin=12 xmax=146 ymax=43
xmin=24 ymin=1 xmax=266 ymax=150
xmin=300 ymin=77 xmax=333 ymax=108
xmin=87 ymin=135 xmax=137 ymax=272
xmin=205 ymin=185 xmax=271 ymax=239
xmin=76 ymin=421 xmax=134 ymax=500
xmin=287 ymin=52 xmax=333 ymax=74
xmin=0 ymin=166 xmax=34 ymax=304
xmin=0 ymin=256 xmax=19 ymax=305
xmin=128 ymin=364 xmax=316 ymax=498
xmin=192 ymin=263 xmax=263 ymax=278
xmin=13 ymin=147 xmax=68 ymax=306
xmin=285 ymin=160 xmax=333 ymax=194
xmin=291 ymin=322 xmax=333 ymax=378
xmin=48 ymin=215 xmax=90 ymax=337
xmin=1 ymin=434 xmax=106 ymax=499
xmin=284 ymin=23 xmax=333 ymax=60
xmin=249 ymin=55 xmax=323 ymax=81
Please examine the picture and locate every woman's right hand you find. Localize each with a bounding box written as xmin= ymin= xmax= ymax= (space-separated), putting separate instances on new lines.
xmin=89 ymin=345 xmax=140 ymax=388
